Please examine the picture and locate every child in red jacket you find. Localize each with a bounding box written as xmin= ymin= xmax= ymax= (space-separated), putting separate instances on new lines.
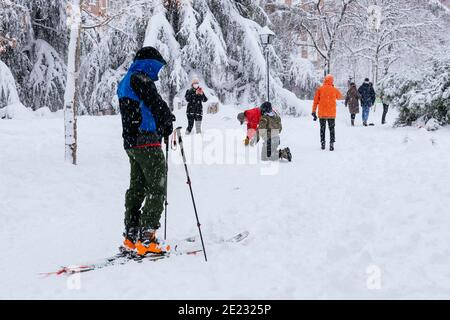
xmin=237 ymin=107 xmax=262 ymax=146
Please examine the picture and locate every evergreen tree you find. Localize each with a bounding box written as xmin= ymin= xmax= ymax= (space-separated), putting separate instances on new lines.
xmin=380 ymin=56 xmax=450 ymax=128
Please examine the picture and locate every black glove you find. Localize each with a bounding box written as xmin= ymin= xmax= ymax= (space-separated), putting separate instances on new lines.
xmin=312 ymin=112 xmax=317 ymax=121
xmin=162 ymin=122 xmax=173 ymax=138
xmin=161 ymin=113 xmax=175 ymax=138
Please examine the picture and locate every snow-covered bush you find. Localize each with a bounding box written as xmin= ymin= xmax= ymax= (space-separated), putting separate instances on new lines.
xmin=285 ymin=56 xmax=319 ymax=99
xmin=0 ymin=102 xmax=32 ymax=120
xmin=0 ymin=59 xmax=29 ymax=119
xmin=0 ymin=60 xmax=20 ymax=107
xmin=379 ymin=56 xmax=450 ymax=128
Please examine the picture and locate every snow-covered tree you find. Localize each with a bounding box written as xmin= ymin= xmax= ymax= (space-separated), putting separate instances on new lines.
xmin=295 ymin=0 xmax=358 ymax=76
xmin=28 ymin=39 xmax=67 ymax=111
xmin=285 ymin=56 xmax=319 ymax=98
xmin=81 ymin=0 xmax=302 ymax=114
xmin=145 ymin=2 xmax=187 ymax=109
xmin=341 ymin=0 xmax=443 ymax=86
xmin=0 ymin=0 xmax=68 ymax=110
xmin=263 ymin=2 xmax=319 ymax=98
xmin=379 ymin=55 xmax=450 ymax=128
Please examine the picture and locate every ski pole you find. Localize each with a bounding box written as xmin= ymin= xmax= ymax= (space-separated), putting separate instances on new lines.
xmin=164 ymin=136 xmax=169 ymax=240
xmin=175 ymin=127 xmax=208 ymax=262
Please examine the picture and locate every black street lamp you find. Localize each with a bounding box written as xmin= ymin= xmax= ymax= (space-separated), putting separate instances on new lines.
xmin=259 ymin=26 xmax=275 ymax=102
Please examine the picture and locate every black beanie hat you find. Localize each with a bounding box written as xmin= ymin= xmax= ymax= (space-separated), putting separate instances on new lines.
xmin=134 ymin=46 xmax=167 ymax=65
xmin=260 ymin=101 xmax=272 ymax=114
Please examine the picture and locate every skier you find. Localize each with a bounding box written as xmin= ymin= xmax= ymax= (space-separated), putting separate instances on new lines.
xmin=117 ymin=46 xmax=175 ymax=256
xmin=312 ymin=74 xmax=343 ymax=151
xmin=358 ymin=78 xmax=376 ymax=126
xmin=237 ymin=105 xmax=262 ymax=146
xmin=258 ymin=102 xmax=292 ymax=162
xmin=345 ymin=82 xmax=361 ymax=126
xmin=185 ymin=78 xmax=208 ymax=134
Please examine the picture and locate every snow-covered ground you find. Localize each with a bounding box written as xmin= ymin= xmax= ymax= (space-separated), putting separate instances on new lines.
xmin=1 ymin=103 xmax=450 ymax=299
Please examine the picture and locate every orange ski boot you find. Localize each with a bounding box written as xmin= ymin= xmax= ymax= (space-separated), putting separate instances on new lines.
xmin=135 ymin=229 xmax=170 ymax=256
xmin=122 ymin=227 xmax=138 ymax=252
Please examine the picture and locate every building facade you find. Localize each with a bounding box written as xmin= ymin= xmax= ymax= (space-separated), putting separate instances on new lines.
xmin=84 ymin=0 xmax=109 ymax=17
xmin=264 ymin=0 xmax=322 ymax=65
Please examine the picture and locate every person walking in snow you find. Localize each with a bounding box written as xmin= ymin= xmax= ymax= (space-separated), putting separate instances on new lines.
xmin=345 ymin=82 xmax=361 ymax=126
xmin=358 ymin=78 xmax=376 ymax=126
xmin=237 ymin=105 xmax=262 ymax=146
xmin=185 ymin=78 xmax=208 ymax=134
xmin=117 ymin=46 xmax=175 ymax=256
xmin=258 ymin=102 xmax=292 ymax=162
xmin=380 ymin=90 xmax=390 ymax=125
xmin=312 ymin=74 xmax=343 ymax=151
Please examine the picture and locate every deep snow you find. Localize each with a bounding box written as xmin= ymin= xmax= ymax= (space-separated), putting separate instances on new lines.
xmin=1 ymin=103 xmax=450 ymax=299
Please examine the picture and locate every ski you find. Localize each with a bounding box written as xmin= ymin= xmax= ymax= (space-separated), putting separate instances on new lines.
xmin=134 ymin=247 xmax=204 ymax=264
xmin=40 ymin=247 xmax=203 ymax=276
xmin=226 ymin=230 xmax=250 ymax=243
xmin=40 ymin=251 xmax=131 ymax=276
xmin=179 ymin=230 xmax=249 ymax=245
xmin=41 ymin=231 xmax=249 ymax=277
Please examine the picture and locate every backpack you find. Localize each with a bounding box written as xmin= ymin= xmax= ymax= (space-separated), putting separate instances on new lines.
xmin=259 ymin=112 xmax=282 ymax=140
xmin=261 ymin=112 xmax=282 ymax=129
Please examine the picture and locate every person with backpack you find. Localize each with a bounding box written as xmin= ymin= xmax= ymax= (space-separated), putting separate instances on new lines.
xmin=258 ymin=102 xmax=292 ymax=162
xmin=117 ymin=46 xmax=175 ymax=256
xmin=345 ymin=82 xmax=361 ymax=126
xmin=185 ymin=78 xmax=208 ymax=134
xmin=312 ymin=74 xmax=343 ymax=151
xmin=358 ymin=78 xmax=376 ymax=126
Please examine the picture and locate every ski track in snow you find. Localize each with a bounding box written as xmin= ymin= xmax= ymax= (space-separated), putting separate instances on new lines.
xmin=1 ymin=103 xmax=450 ymax=299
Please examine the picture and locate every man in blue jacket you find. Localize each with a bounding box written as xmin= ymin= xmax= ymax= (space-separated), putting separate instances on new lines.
xmin=358 ymin=78 xmax=376 ymax=126
xmin=117 ymin=46 xmax=175 ymax=255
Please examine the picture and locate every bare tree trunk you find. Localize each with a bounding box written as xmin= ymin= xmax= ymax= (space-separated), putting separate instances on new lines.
xmin=165 ymin=0 xmax=180 ymax=111
xmin=327 ymin=53 xmax=331 ymax=76
xmin=64 ymin=0 xmax=82 ymax=165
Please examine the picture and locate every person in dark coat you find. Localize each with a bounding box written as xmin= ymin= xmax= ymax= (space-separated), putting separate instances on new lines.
xmin=345 ymin=82 xmax=361 ymax=126
xmin=117 ymin=46 xmax=175 ymax=256
xmin=381 ymin=103 xmax=389 ymax=125
xmin=380 ymin=91 xmax=390 ymax=125
xmin=185 ymin=78 xmax=208 ymax=134
xmin=358 ymin=78 xmax=376 ymax=126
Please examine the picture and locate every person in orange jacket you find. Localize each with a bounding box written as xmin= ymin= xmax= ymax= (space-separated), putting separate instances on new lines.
xmin=312 ymin=74 xmax=343 ymax=151
xmin=237 ymin=106 xmax=262 ymax=146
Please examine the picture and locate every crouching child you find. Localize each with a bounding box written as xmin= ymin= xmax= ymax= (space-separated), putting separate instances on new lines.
xmin=237 ymin=106 xmax=262 ymax=146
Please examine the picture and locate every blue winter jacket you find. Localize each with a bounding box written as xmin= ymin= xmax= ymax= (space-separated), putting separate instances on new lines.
xmin=117 ymin=59 xmax=172 ymax=149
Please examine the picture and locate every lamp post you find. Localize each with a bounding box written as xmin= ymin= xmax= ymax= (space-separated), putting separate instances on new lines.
xmin=259 ymin=26 xmax=275 ymax=102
